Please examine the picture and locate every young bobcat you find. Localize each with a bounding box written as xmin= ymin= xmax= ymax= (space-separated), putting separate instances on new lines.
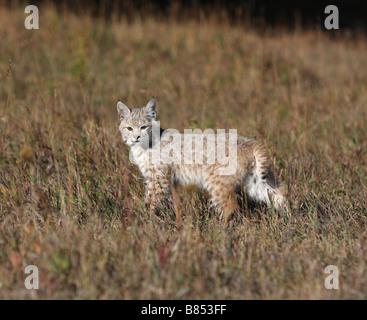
xmin=117 ymin=98 xmax=288 ymax=223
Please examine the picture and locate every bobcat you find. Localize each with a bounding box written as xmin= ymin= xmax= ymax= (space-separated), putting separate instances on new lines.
xmin=117 ymin=97 xmax=288 ymax=224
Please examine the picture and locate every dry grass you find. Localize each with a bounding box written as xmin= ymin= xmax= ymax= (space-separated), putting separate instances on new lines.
xmin=0 ymin=5 xmax=367 ymax=299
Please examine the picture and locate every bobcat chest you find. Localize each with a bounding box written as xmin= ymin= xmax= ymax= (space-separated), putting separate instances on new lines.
xmin=130 ymin=145 xmax=169 ymax=179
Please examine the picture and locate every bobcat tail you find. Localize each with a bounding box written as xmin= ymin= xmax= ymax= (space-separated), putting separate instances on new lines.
xmin=245 ymin=142 xmax=288 ymax=212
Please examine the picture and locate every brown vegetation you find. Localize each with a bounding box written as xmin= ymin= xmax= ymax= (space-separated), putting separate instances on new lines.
xmin=0 ymin=4 xmax=366 ymax=299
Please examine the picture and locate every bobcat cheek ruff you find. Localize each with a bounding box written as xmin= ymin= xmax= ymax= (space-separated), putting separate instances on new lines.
xmin=117 ymin=98 xmax=288 ymax=223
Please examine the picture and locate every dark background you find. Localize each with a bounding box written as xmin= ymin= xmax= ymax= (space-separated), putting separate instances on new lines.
xmin=1 ymin=0 xmax=366 ymax=31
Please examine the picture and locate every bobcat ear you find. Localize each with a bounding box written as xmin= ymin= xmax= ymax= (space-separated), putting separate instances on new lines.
xmin=145 ymin=98 xmax=156 ymax=120
xmin=117 ymin=101 xmax=130 ymax=120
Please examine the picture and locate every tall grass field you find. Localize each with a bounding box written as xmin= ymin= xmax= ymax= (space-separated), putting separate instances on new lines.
xmin=0 ymin=4 xmax=366 ymax=299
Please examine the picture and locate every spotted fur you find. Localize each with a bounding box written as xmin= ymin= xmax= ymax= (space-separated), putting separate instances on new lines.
xmin=117 ymin=98 xmax=288 ymax=223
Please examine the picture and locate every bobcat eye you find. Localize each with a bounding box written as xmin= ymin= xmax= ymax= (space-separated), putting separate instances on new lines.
xmin=140 ymin=125 xmax=148 ymax=130
xmin=126 ymin=126 xmax=133 ymax=131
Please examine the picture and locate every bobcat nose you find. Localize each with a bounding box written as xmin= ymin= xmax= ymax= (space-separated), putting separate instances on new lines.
xmin=136 ymin=136 xmax=141 ymax=141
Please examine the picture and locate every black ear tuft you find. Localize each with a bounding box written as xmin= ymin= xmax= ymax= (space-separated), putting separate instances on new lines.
xmin=117 ymin=101 xmax=131 ymax=120
xmin=145 ymin=98 xmax=156 ymax=119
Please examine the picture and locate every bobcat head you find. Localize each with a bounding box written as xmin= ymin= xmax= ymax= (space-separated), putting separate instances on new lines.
xmin=117 ymin=98 xmax=156 ymax=147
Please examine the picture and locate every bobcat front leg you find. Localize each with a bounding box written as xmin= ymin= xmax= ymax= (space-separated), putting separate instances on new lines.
xmin=144 ymin=174 xmax=170 ymax=213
